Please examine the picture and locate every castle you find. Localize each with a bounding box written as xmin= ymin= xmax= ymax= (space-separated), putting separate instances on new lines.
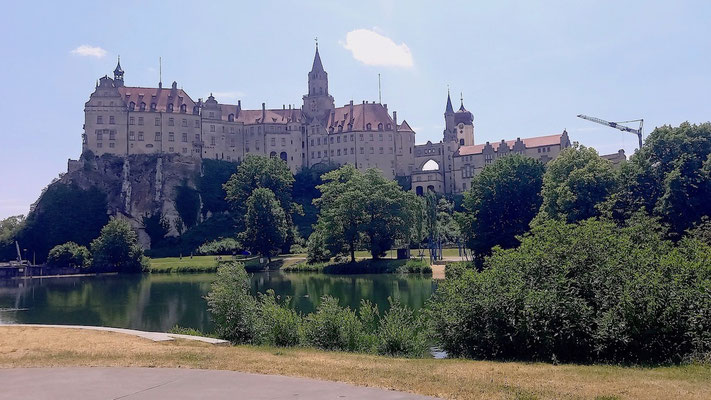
xmin=81 ymin=45 xmax=572 ymax=195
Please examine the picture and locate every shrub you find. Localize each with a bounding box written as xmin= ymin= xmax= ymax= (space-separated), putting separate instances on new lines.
xmin=427 ymin=217 xmax=711 ymax=364
xmin=205 ymin=261 xmax=260 ymax=344
xmin=47 ymin=242 xmax=91 ymax=268
xmin=197 ymin=238 xmax=241 ymax=255
xmin=377 ymin=298 xmax=429 ymax=357
xmin=398 ymin=259 xmax=432 ymax=274
xmin=306 ymin=229 xmax=331 ymax=263
xmin=256 ymin=290 xmax=302 ymax=347
xmin=303 ymin=296 xmax=365 ymax=352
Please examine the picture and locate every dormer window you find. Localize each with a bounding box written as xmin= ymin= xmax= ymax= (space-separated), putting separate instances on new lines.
xmin=140 ymin=102 xmax=146 ymax=111
xmin=167 ymin=104 xmax=174 ymax=113
xmin=366 ymin=123 xmax=372 ymax=130
xmin=386 ymin=123 xmax=391 ymax=130
xmin=180 ymin=104 xmax=187 ymax=113
xmin=329 ymin=127 xmax=334 ymax=133
xmin=193 ymin=106 xmax=199 ymax=115
xmin=129 ymin=102 xmax=135 ymax=111
xmin=228 ymin=114 xmax=234 ymax=122
xmin=150 ymin=103 xmax=157 ymax=111
xmin=378 ymin=123 xmax=383 ymax=131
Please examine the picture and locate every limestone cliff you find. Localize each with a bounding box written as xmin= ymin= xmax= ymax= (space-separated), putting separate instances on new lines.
xmin=61 ymin=153 xmax=201 ymax=248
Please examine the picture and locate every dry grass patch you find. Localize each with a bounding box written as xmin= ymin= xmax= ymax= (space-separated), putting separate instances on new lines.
xmin=0 ymin=326 xmax=709 ymax=400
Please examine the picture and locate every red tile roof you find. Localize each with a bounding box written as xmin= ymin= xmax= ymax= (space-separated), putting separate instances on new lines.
xmin=230 ymin=107 xmax=302 ymax=124
xmin=326 ymin=102 xmax=394 ymax=132
xmin=118 ymin=86 xmax=196 ymax=113
xmin=398 ymin=120 xmax=415 ymax=133
xmin=457 ymin=133 xmax=564 ymax=156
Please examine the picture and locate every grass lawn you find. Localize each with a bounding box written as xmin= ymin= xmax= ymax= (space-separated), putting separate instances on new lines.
xmin=1 ymin=326 xmax=709 ymax=400
xmin=147 ymin=254 xmax=305 ymax=273
xmin=283 ymin=258 xmax=411 ymax=274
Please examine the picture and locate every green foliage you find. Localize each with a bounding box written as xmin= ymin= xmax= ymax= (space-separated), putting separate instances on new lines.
xmin=459 ymin=154 xmax=545 ymax=264
xmin=428 ymin=217 xmax=711 ymax=364
xmin=46 ymin=242 xmax=91 ymax=268
xmin=197 ymin=237 xmax=241 ymax=255
xmin=205 ymin=261 xmax=260 ymax=344
xmin=538 ymin=144 xmax=617 ymax=223
xmin=306 ymin=228 xmax=331 ymax=263
xmin=256 ymin=290 xmax=302 ymax=347
xmin=303 ymin=296 xmax=366 ymax=352
xmin=398 ymin=259 xmax=432 ymax=274
xmin=174 ymin=184 xmax=200 ymax=228
xmin=199 ymin=159 xmax=238 ymax=216
xmin=142 ymin=211 xmax=170 ymax=247
xmin=377 ymin=298 xmax=429 ymax=357
xmin=174 ymin=216 xmax=185 ymax=236
xmin=18 ymin=183 xmax=108 ymax=263
xmin=168 ymin=325 xmax=217 ymax=338
xmin=603 ymin=122 xmax=711 ymax=237
xmin=0 ymin=215 xmax=25 ymax=261
xmin=293 ymin=164 xmax=339 ymax=239
xmin=90 ymin=219 xmax=147 ymax=273
xmin=314 ymin=165 xmax=420 ymax=261
xmin=240 ymin=188 xmax=288 ymax=261
xmin=147 ymin=214 xmax=236 ymax=258
xmin=224 ymin=155 xmax=296 ymax=218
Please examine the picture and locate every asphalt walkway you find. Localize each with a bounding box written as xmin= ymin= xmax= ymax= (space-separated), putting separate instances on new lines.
xmin=0 ymin=368 xmax=439 ymax=399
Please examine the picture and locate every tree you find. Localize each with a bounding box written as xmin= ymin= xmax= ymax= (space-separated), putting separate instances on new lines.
xmin=47 ymin=242 xmax=91 ymax=268
xmin=603 ymin=122 xmax=711 ymax=237
xmin=199 ymin=159 xmax=238 ymax=216
xmin=0 ymin=215 xmax=25 ymax=261
xmin=142 ymin=211 xmax=170 ymax=246
xmin=205 ymin=261 xmax=260 ymax=344
xmin=537 ymin=144 xmax=617 ymax=223
xmin=313 ymin=165 xmax=419 ymax=261
xmin=17 ymin=183 xmax=108 ymax=262
xmin=458 ymin=154 xmax=545 ymax=264
xmin=174 ymin=184 xmax=200 ymax=228
xmin=224 ymin=155 xmax=299 ymax=250
xmin=90 ymin=219 xmax=146 ymax=273
xmin=240 ymin=188 xmax=288 ymax=262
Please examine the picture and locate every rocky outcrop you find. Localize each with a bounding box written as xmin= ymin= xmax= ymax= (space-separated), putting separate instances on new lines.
xmin=60 ymin=154 xmax=201 ymax=248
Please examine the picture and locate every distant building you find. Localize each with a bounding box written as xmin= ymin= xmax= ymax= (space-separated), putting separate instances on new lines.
xmin=81 ymin=45 xmax=584 ymax=195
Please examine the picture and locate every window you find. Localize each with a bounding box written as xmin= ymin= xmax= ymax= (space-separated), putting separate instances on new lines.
xmin=337 ymin=136 xmax=341 ymax=143
xmin=97 ymin=116 xmax=103 ymax=124
xmin=97 ymin=142 xmax=103 ymax=148
xmin=310 ymin=139 xmax=314 ymax=146
xmin=330 ymin=137 xmax=334 ymax=144
xmin=109 ymin=116 xmax=115 ymax=125
xmin=138 ymin=117 xmax=144 ymax=126
xmin=360 ymin=147 xmax=364 ymax=154
xmin=180 ymin=104 xmax=187 ymax=113
xmin=337 ymin=149 xmax=341 ymax=156
xmin=110 ymin=131 xmax=116 ymax=140
xmin=379 ymin=134 xmax=383 ymax=141
xmin=182 ymin=119 xmax=187 ymax=127
xmin=330 ymin=150 xmax=334 ymax=156
xmin=169 ymin=132 xmax=175 ymax=142
xmin=140 ymin=102 xmax=146 ymax=111
xmin=271 ymin=137 xmax=276 ymax=146
xmin=169 ymin=147 xmax=174 ymax=152
xmin=129 ymin=117 xmax=135 ymax=125
xmin=194 ymin=120 xmax=200 ymax=128
xmin=155 ymin=132 xmax=161 ymax=141
xmin=169 ymin=118 xmax=174 ymax=126
xmin=167 ymin=104 xmax=174 ymax=113
xmin=151 ymin=103 xmax=157 ymax=111
xmin=370 ymin=147 xmax=374 ymax=154
xmin=211 ymin=136 xmax=216 ymax=146
xmin=155 ymin=117 xmax=160 ymax=126
xmin=182 ymin=133 xmax=188 ymax=142
xmin=129 ymin=102 xmax=135 ymax=111
xmin=359 ymin=134 xmax=364 ymax=141
xmin=378 ymin=123 xmax=383 ymax=131
xmin=379 ymin=147 xmax=383 ymax=154
xmin=281 ymin=138 xmax=286 ymax=146
xmin=138 ymin=132 xmax=144 ymax=141
xmin=182 ymin=147 xmax=187 ymax=154
xmin=369 ymin=133 xmax=374 ymax=141
xmin=195 ymin=134 xmax=199 ymax=141
xmin=228 ymin=114 xmax=234 ymax=122
xmin=210 ymin=125 xmax=215 ymax=132
xmin=350 ymin=148 xmax=354 ymax=155
xmin=317 ymin=151 xmax=321 ymax=158
xmin=317 ymin=138 xmax=321 ymax=145
xmin=311 ymin=151 xmax=315 ymax=158
xmin=109 ymin=142 xmax=115 ymax=148
xmin=129 ymin=131 xmax=134 ymax=141
xmin=366 ymin=123 xmax=372 ymax=130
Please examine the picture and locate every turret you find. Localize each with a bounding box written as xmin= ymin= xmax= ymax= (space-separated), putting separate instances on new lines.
xmin=113 ymin=56 xmax=124 ymax=87
xmin=302 ymin=42 xmax=335 ymax=123
xmin=443 ymin=90 xmax=456 ymax=142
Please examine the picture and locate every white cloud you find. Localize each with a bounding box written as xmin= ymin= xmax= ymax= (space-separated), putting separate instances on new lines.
xmin=70 ymin=45 xmax=107 ymax=58
xmin=342 ymin=29 xmax=413 ymax=68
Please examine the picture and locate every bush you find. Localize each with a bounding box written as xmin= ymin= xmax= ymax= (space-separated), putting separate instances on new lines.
xmin=306 ymin=229 xmax=331 ymax=263
xmin=256 ymin=290 xmax=302 ymax=347
xmin=47 ymin=242 xmax=91 ymax=268
xmin=377 ymin=298 xmax=429 ymax=357
xmin=427 ymin=217 xmax=711 ymax=364
xmin=397 ymin=259 xmax=432 ymax=274
xmin=303 ymin=296 xmax=365 ymax=352
xmin=205 ymin=261 xmax=260 ymax=344
xmin=197 ymin=238 xmax=241 ymax=255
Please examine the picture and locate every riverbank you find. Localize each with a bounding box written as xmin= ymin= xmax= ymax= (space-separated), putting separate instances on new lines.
xmin=147 ymin=254 xmax=305 ymax=273
xmin=1 ymin=326 xmax=709 ymax=399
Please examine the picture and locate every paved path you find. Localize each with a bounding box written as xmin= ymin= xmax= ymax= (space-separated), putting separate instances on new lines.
xmin=0 ymin=324 xmax=228 ymax=345
xmin=0 ymin=368 xmax=438 ymax=399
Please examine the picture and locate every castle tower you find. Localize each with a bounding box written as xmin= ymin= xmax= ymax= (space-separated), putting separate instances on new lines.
xmin=454 ymin=94 xmax=474 ymax=146
xmin=443 ymin=90 xmax=456 ymax=143
xmin=113 ymin=56 xmax=124 ymax=87
xmin=302 ymin=42 xmax=334 ymax=123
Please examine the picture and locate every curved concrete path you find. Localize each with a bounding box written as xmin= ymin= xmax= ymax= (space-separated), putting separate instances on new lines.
xmin=0 ymin=324 xmax=228 ymax=345
xmin=0 ymin=368 xmax=439 ymax=399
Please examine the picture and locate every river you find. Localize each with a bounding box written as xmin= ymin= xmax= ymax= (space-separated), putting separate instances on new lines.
xmin=0 ymin=272 xmax=437 ymax=333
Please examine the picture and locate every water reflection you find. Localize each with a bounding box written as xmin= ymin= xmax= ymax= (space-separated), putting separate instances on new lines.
xmin=0 ymin=272 xmax=436 ymax=333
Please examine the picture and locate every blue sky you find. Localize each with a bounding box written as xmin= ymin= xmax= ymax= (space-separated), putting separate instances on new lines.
xmin=1 ymin=0 xmax=710 ymax=219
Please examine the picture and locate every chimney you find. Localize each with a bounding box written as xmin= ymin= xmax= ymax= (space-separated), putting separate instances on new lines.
xmin=393 ymin=111 xmax=398 ymax=127
xmin=383 ymin=103 xmax=387 ymax=111
xmin=262 ymin=102 xmax=266 ymax=122
xmin=288 ymin=104 xmax=291 ymax=110
xmin=237 ymin=100 xmax=241 ymax=109
xmin=283 ymin=104 xmax=286 ymax=110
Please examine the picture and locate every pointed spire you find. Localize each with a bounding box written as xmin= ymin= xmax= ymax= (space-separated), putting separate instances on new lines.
xmin=311 ymin=41 xmax=324 ymax=72
xmin=459 ymin=92 xmax=466 ymax=111
xmin=445 ymin=88 xmax=454 ymax=114
xmin=114 ymin=55 xmax=123 ymax=74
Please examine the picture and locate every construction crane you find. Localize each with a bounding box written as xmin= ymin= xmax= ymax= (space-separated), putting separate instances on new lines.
xmin=577 ymin=114 xmax=643 ymax=150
